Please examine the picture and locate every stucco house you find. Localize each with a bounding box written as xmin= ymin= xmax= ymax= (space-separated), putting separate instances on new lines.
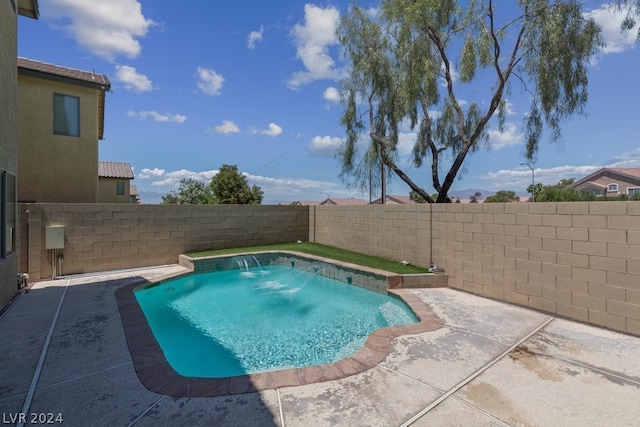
xmin=98 ymin=161 xmax=137 ymax=204
xmin=570 ymin=168 xmax=640 ymax=198
xmin=17 ymin=57 xmax=111 ymax=203
xmin=1 ymin=0 xmax=39 ymax=310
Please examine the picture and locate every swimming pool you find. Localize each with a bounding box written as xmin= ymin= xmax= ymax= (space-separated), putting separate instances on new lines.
xmin=134 ymin=263 xmax=418 ymax=378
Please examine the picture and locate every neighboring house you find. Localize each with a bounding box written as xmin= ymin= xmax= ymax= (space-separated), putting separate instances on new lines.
xmin=17 ymin=57 xmax=110 ymax=203
xmin=98 ymin=161 xmax=136 ymax=203
xmin=319 ymin=198 xmax=369 ymax=206
xmin=1 ymin=0 xmax=39 ymax=309
xmin=287 ymin=201 xmax=322 ymax=206
xmin=130 ymin=184 xmax=141 ymax=204
xmin=370 ymin=194 xmax=416 ymax=204
xmin=570 ymin=168 xmax=640 ymax=198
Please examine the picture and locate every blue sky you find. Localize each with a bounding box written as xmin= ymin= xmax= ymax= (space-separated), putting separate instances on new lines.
xmin=17 ymin=1 xmax=639 ymax=203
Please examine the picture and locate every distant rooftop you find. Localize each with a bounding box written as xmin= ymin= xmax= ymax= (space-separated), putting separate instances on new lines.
xmin=98 ymin=161 xmax=134 ymax=179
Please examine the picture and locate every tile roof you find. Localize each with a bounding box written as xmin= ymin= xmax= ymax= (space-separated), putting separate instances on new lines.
xmin=320 ymin=198 xmax=369 ymax=205
xmin=609 ymin=168 xmax=640 ymax=179
xmin=18 ymin=57 xmax=110 ymax=89
xmin=98 ymin=161 xmax=134 ymax=179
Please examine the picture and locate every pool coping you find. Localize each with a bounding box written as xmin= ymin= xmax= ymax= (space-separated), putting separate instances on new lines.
xmin=115 ymin=254 xmax=444 ymax=397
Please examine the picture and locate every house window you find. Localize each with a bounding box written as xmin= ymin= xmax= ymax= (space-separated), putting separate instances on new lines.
xmin=1 ymin=171 xmax=16 ymax=257
xmin=607 ymin=183 xmax=618 ymax=192
xmin=628 ymin=187 xmax=640 ymax=196
xmin=53 ymin=94 xmax=80 ymax=136
xmin=116 ymin=182 xmax=125 ymax=196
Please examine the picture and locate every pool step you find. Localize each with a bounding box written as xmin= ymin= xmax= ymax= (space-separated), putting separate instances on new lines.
xmin=387 ymin=273 xmax=448 ymax=289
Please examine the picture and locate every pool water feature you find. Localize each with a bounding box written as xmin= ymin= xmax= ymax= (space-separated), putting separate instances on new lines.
xmin=134 ymin=264 xmax=418 ymax=378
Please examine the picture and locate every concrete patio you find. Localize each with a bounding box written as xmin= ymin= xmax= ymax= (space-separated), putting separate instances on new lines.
xmin=1 ymin=265 xmax=639 ymax=426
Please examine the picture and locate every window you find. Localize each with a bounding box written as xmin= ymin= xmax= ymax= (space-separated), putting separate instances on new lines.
xmin=607 ymin=183 xmax=618 ymax=192
xmin=53 ymin=94 xmax=80 ymax=136
xmin=628 ymin=187 xmax=640 ymax=195
xmin=116 ymin=182 xmax=125 ymax=196
xmin=1 ymin=171 xmax=16 ymax=257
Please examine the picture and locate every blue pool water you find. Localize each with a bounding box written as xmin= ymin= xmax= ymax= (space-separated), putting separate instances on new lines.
xmin=134 ymin=264 xmax=418 ymax=378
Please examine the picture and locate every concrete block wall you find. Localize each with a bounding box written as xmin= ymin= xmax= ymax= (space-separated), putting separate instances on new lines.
xmin=310 ymin=204 xmax=433 ymax=267
xmin=20 ymin=203 xmax=309 ymax=280
xmin=311 ymin=202 xmax=640 ymax=336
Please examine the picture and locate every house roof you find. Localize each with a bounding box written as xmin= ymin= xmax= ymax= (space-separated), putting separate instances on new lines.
xmin=17 ymin=57 xmax=111 ymax=90
xmin=17 ymin=0 xmax=39 ymax=18
xmin=370 ymin=194 xmax=417 ymax=204
xmin=570 ymin=167 xmax=640 ymax=189
xmin=98 ymin=161 xmax=134 ymax=179
xmin=319 ymin=198 xmax=369 ymax=206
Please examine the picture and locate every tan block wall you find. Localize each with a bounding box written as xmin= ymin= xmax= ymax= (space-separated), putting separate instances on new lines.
xmin=20 ymin=203 xmax=309 ymax=281
xmin=310 ymin=204 xmax=433 ymax=267
xmin=311 ymin=202 xmax=640 ymax=336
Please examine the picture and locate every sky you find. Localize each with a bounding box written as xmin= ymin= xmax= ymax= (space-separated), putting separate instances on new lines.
xmin=17 ymin=0 xmax=640 ymax=204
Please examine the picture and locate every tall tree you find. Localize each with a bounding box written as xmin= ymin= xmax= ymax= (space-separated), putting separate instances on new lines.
xmin=161 ymin=178 xmax=214 ymax=204
xmin=337 ymin=0 xmax=603 ymax=202
xmin=210 ymin=164 xmax=263 ymax=204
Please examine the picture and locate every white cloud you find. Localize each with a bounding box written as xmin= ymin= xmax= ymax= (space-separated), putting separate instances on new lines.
xmin=214 ymin=120 xmax=240 ymax=134
xmin=261 ymin=123 xmax=283 ymax=137
xmin=197 ymin=67 xmax=225 ymax=96
xmin=485 ymin=164 xmax=601 ymax=189
xmin=127 ymin=110 xmax=187 ymax=123
xmin=136 ymin=167 xmax=356 ymax=201
xmin=115 ymin=65 xmax=152 ymax=92
xmin=138 ymin=168 xmax=217 ymax=186
xmin=588 ymin=5 xmax=639 ymax=54
xmin=487 ymin=123 xmax=523 ymax=150
xmin=397 ymin=132 xmax=417 ymax=157
xmin=323 ymin=86 xmax=340 ymax=103
xmin=42 ymin=0 xmax=154 ymax=61
xmin=247 ymin=25 xmax=264 ymax=50
xmin=309 ymin=136 xmax=343 ymax=156
xmin=287 ymin=4 xmax=343 ymax=89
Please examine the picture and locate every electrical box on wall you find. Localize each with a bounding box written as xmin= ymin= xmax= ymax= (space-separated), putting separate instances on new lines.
xmin=45 ymin=226 xmax=65 ymax=249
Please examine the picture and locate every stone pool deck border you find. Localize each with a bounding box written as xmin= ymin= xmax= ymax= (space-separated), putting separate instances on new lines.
xmin=115 ymin=269 xmax=443 ymax=397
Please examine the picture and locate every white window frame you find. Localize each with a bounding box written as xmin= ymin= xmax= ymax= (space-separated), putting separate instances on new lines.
xmin=607 ymin=183 xmax=618 ymax=192
xmin=628 ymin=187 xmax=640 ymax=195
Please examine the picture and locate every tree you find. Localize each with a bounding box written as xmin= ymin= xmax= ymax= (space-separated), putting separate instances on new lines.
xmin=484 ymin=190 xmax=520 ymax=203
xmin=337 ymin=0 xmax=603 ymax=203
xmin=526 ymin=183 xmax=545 ymax=202
xmin=161 ymin=178 xmax=214 ymax=204
xmin=469 ymin=191 xmax=482 ymax=203
xmin=162 ymin=165 xmax=263 ymax=205
xmin=533 ymin=178 xmax=597 ymax=202
xmin=210 ymin=164 xmax=263 ymax=204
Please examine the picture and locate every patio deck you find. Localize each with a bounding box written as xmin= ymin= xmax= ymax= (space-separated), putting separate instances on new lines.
xmin=1 ymin=265 xmax=639 ymax=426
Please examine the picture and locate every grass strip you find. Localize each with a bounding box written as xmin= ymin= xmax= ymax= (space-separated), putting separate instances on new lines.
xmin=185 ymin=242 xmax=429 ymax=274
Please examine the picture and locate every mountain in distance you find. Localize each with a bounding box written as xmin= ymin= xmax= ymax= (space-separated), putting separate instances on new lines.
xmin=447 ymin=188 xmax=495 ymax=200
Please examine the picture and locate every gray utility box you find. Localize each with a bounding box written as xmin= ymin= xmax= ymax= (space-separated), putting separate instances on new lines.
xmin=45 ymin=226 xmax=65 ymax=249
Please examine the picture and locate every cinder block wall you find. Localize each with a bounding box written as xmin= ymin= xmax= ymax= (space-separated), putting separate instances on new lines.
xmin=310 ymin=204 xmax=433 ymax=267
xmin=311 ymin=202 xmax=640 ymax=336
xmin=20 ymin=203 xmax=309 ymax=281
